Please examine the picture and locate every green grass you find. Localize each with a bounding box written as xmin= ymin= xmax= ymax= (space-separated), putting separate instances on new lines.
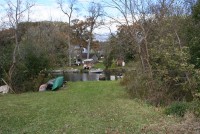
xmin=0 ymin=81 xmax=177 ymax=134
xmin=93 ymin=62 xmax=105 ymax=69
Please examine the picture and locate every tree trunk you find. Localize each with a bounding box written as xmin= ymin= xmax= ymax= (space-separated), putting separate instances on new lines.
xmin=87 ymin=36 xmax=91 ymax=59
xmin=8 ymin=27 xmax=19 ymax=92
xmin=68 ymin=36 xmax=71 ymax=66
xmin=68 ymin=17 xmax=72 ymax=66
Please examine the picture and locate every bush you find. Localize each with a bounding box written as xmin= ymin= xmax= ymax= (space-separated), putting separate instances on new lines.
xmin=10 ymin=42 xmax=51 ymax=92
xmin=121 ymin=56 xmax=198 ymax=105
xmin=189 ymin=100 xmax=200 ymax=117
xmin=121 ymin=62 xmax=149 ymax=98
xmin=121 ymin=62 xmax=170 ymax=106
xmin=165 ymin=102 xmax=189 ymax=117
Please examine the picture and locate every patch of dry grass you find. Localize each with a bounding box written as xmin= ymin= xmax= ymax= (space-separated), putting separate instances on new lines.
xmin=142 ymin=112 xmax=200 ymax=134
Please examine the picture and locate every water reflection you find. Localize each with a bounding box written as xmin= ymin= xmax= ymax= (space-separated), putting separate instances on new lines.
xmin=66 ymin=72 xmax=100 ymax=81
xmin=51 ymin=72 xmax=100 ymax=82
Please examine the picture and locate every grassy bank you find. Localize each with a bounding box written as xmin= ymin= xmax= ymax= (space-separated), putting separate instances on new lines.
xmin=0 ymin=81 xmax=177 ymax=134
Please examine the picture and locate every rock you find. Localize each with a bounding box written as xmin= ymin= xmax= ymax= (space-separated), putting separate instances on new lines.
xmin=39 ymin=84 xmax=47 ymax=92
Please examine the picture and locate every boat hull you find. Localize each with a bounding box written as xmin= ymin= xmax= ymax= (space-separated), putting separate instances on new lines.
xmin=52 ymin=76 xmax=64 ymax=90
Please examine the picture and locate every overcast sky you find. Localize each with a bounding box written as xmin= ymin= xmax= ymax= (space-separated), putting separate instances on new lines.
xmin=0 ymin=0 xmax=120 ymax=40
xmin=33 ymin=0 xmax=118 ymax=38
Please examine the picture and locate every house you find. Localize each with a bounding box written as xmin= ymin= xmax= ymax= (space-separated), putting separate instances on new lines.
xmin=72 ymin=45 xmax=85 ymax=59
xmin=81 ymin=53 xmax=99 ymax=63
xmin=72 ymin=45 xmax=99 ymax=65
xmin=72 ymin=45 xmax=85 ymax=65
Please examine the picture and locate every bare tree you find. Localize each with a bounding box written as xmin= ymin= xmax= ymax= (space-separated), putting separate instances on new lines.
xmin=57 ymin=0 xmax=77 ymax=66
xmin=3 ymin=0 xmax=34 ymax=92
xmin=105 ymin=0 xmax=153 ymax=79
xmin=86 ymin=2 xmax=103 ymax=59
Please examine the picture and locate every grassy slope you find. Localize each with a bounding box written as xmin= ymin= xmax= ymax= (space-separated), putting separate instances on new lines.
xmin=0 ymin=81 xmax=176 ymax=134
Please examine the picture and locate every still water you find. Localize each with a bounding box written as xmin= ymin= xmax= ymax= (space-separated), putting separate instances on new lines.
xmin=51 ymin=72 xmax=100 ymax=82
xmin=65 ymin=72 xmax=100 ymax=81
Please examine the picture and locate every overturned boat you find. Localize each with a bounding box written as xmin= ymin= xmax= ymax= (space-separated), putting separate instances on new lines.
xmin=51 ymin=76 xmax=64 ymax=90
xmin=39 ymin=76 xmax=64 ymax=91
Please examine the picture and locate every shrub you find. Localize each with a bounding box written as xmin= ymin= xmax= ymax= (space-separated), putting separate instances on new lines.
xmin=10 ymin=42 xmax=51 ymax=92
xmin=121 ymin=62 xmax=170 ymax=106
xmin=189 ymin=100 xmax=200 ymax=117
xmin=165 ymin=102 xmax=189 ymax=117
xmin=121 ymin=62 xmax=150 ymax=98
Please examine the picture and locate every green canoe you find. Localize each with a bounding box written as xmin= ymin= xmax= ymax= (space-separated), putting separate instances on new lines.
xmin=52 ymin=76 xmax=64 ymax=90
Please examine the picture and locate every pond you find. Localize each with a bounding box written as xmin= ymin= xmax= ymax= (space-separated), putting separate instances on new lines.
xmin=51 ymin=72 xmax=104 ymax=82
xmin=49 ymin=68 xmax=125 ymax=82
xmin=65 ymin=72 xmax=100 ymax=81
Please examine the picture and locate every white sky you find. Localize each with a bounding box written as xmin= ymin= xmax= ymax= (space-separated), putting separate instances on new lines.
xmin=0 ymin=0 xmax=123 ymax=40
